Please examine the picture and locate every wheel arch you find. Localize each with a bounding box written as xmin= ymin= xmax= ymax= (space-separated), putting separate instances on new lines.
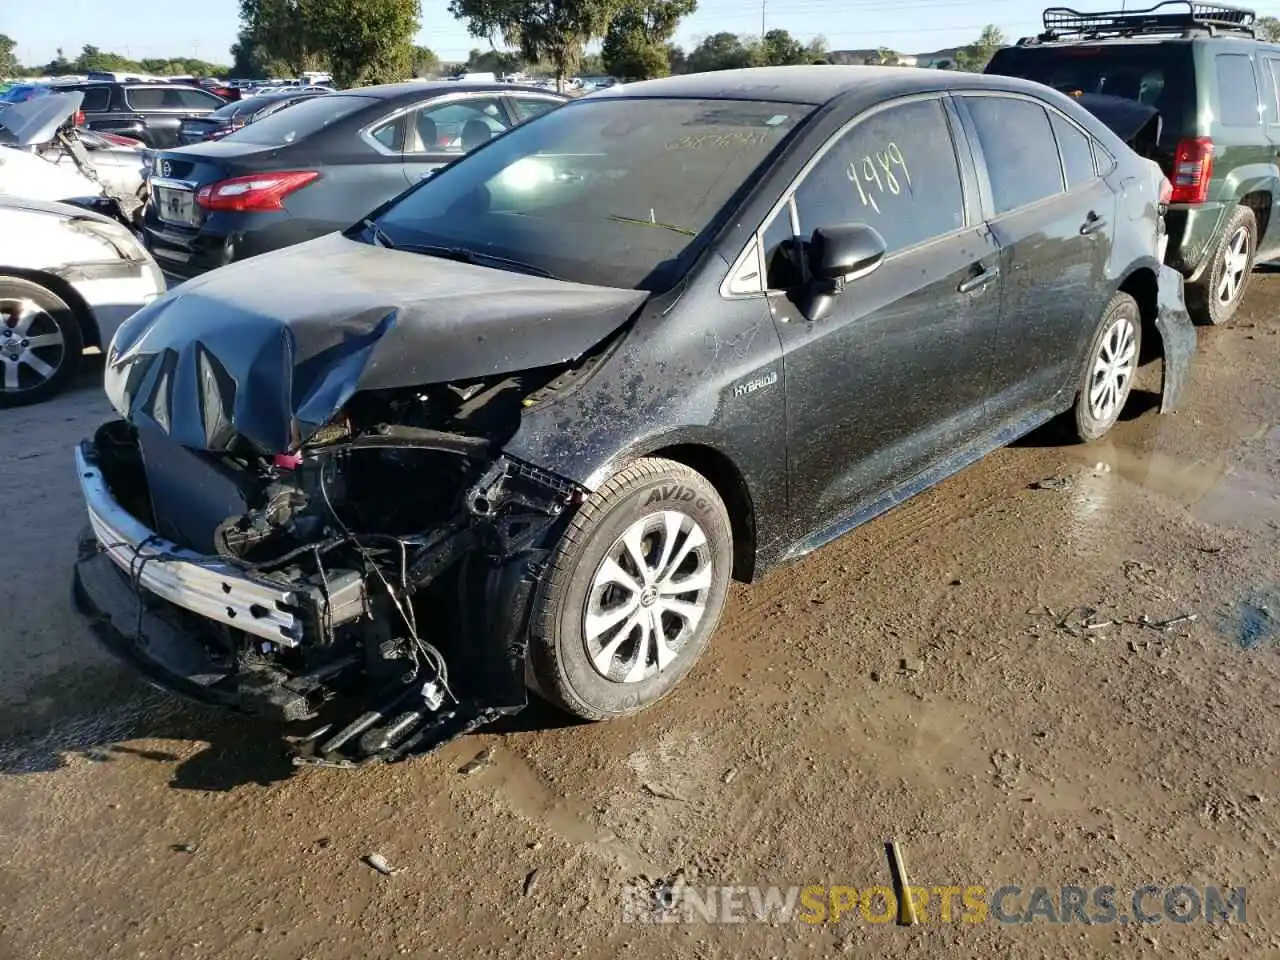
xmin=0 ymin=268 xmax=101 ymax=348
xmin=639 ymin=441 xmax=759 ymax=584
xmin=1116 ymin=262 xmax=1161 ymax=367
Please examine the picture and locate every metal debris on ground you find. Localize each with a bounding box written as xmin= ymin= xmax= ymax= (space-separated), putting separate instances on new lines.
xmin=1029 ymin=476 xmax=1073 ymax=491
xmin=1139 ymin=613 xmax=1198 ymax=631
xmin=642 ymin=782 xmax=687 ymax=802
xmin=722 ymin=768 xmax=738 ymax=785
xmin=522 ymin=869 xmax=539 ymax=896
xmin=457 ymin=745 xmax=495 ymax=776
xmin=363 ymin=853 xmax=401 ymax=876
xmin=899 ymin=657 xmax=923 ymax=673
xmin=886 ymin=840 xmax=919 ymax=926
xmin=171 ymin=843 xmax=198 ymax=854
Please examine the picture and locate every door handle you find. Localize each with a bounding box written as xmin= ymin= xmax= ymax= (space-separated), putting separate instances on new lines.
xmin=1080 ymin=211 xmax=1108 ymax=235
xmin=958 ymin=264 xmax=1000 ymax=294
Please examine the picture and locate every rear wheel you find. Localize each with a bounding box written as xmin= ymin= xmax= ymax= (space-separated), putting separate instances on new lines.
xmin=1073 ymin=291 xmax=1142 ymax=442
xmin=1188 ymin=205 xmax=1256 ymax=325
xmin=528 ymin=458 xmax=733 ymax=721
xmin=0 ymin=278 xmax=83 ymax=408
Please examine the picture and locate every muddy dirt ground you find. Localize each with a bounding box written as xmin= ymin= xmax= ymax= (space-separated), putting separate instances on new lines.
xmin=1 ymin=277 xmax=1279 ymax=960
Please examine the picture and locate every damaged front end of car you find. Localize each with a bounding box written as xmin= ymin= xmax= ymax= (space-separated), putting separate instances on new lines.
xmin=75 ymin=398 xmax=584 ymax=768
xmin=71 ymin=238 xmax=647 ymax=767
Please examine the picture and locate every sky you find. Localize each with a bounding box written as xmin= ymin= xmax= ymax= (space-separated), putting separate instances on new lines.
xmin=8 ymin=0 xmax=1280 ymax=67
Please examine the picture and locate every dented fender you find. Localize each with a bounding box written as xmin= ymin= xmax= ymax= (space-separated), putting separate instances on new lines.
xmin=1154 ymin=264 xmax=1196 ymax=414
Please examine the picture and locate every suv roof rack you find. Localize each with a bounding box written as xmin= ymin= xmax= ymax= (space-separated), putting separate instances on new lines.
xmin=1025 ymin=1 xmax=1256 ymax=43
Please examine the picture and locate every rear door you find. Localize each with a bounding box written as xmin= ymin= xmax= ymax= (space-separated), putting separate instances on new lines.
xmin=125 ymin=85 xmax=225 ymax=147
xmin=390 ymin=94 xmax=512 ymax=186
xmin=505 ymin=93 xmax=564 ymax=124
xmin=956 ymin=92 xmax=1115 ymax=422
xmin=1239 ymin=50 xmax=1280 ymax=256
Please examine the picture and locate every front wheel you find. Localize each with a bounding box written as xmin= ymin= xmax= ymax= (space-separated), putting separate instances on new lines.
xmin=1073 ymin=291 xmax=1143 ymax=442
xmin=528 ymin=457 xmax=734 ymax=721
xmin=0 ymin=277 xmax=83 ymax=408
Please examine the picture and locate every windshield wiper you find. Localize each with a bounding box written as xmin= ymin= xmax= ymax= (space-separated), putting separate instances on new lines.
xmin=606 ymin=213 xmax=696 ymax=237
xmin=398 ymin=243 xmax=560 ymax=279
xmin=359 ymin=218 xmax=395 ymax=248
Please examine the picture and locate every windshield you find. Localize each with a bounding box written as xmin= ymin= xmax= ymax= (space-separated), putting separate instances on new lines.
xmin=368 ymin=97 xmax=811 ymax=291
xmin=222 ymin=93 xmax=373 ymax=144
xmin=986 ymin=45 xmax=1193 ymax=139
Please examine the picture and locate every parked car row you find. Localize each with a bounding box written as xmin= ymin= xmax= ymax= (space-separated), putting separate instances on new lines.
xmin=67 ymin=62 xmax=1197 ymax=767
xmin=985 ymin=0 xmax=1280 ymax=326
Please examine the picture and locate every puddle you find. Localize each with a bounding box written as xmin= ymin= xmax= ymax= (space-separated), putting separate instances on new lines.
xmin=1225 ymin=591 xmax=1280 ymax=651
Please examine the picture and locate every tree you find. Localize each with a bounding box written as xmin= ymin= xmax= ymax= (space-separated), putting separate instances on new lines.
xmin=666 ymin=43 xmax=686 ymax=74
xmin=411 ymin=44 xmax=440 ymax=77
xmin=954 ymin=24 xmax=1005 ymax=72
xmin=464 ymin=47 xmax=524 ymax=74
xmin=0 ymin=34 xmax=18 ymax=78
xmin=873 ymin=46 xmax=899 ymax=66
xmin=685 ymin=32 xmax=756 ymax=73
xmin=307 ymin=0 xmax=420 ymax=87
xmin=760 ymin=28 xmax=806 ymax=66
xmin=602 ymin=0 xmax=695 ymax=79
xmin=1258 ymin=16 xmax=1280 ymax=42
xmin=449 ymin=0 xmax=620 ymax=90
xmin=238 ymin=0 xmax=316 ymax=76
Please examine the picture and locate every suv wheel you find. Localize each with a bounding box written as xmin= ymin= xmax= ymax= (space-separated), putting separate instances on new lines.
xmin=0 ymin=278 xmax=83 ymax=408
xmin=1074 ymin=291 xmax=1142 ymax=442
xmin=1189 ymin=205 xmax=1257 ymax=325
xmin=528 ymin=457 xmax=733 ymax=721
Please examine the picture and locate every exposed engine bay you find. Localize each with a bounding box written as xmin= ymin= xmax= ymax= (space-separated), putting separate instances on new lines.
xmin=75 ymin=365 xmax=592 ymax=768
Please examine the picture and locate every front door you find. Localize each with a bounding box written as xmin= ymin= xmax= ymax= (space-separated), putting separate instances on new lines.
xmin=768 ymin=96 xmax=1004 ymax=544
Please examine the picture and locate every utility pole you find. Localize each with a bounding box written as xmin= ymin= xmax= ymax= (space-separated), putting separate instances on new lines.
xmin=761 ymin=0 xmax=766 ymax=39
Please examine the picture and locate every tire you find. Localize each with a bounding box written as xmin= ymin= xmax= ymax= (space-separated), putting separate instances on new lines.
xmin=0 ymin=278 xmax=84 ymax=408
xmin=528 ymin=457 xmax=734 ymax=721
xmin=1073 ymin=291 xmax=1143 ymax=443
xmin=1187 ymin=205 xmax=1257 ymax=325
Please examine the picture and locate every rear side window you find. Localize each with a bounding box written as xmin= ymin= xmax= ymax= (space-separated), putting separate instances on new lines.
xmin=1215 ymin=54 xmax=1261 ymax=127
xmin=1265 ymin=57 xmax=1280 ymax=123
xmin=1050 ymin=112 xmax=1096 ymax=189
xmin=791 ymin=98 xmax=965 ymax=255
xmin=510 ymin=97 xmax=561 ymax=122
xmin=985 ymin=45 xmax=1193 ymax=139
xmin=964 ymin=96 xmax=1064 ymax=214
xmin=223 ymin=94 xmax=376 ymax=144
xmin=80 ymin=87 xmax=111 ymax=112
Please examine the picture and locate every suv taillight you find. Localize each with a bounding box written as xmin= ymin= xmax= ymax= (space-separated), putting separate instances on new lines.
xmin=1170 ymin=137 xmax=1214 ymax=204
xmin=196 ymin=171 xmax=319 ymax=212
xmin=72 ymin=109 xmax=85 ymax=127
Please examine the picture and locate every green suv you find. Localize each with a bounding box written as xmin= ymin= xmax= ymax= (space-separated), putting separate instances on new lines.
xmin=987 ymin=1 xmax=1280 ymax=324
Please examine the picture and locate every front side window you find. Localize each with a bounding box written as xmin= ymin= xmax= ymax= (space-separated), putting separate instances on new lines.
xmin=368 ymin=98 xmax=810 ymax=291
xmin=964 ymin=96 xmax=1064 ymax=214
xmin=792 ymin=98 xmax=965 ymax=256
xmin=1215 ymin=53 xmax=1261 ymax=127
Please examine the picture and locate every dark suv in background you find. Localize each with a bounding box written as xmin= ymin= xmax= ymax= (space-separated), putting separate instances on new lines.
xmin=54 ymin=81 xmax=226 ymax=148
xmin=988 ymin=1 xmax=1280 ymax=324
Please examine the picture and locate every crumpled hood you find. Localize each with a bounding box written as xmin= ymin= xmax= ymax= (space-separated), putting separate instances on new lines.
xmin=0 ymin=91 xmax=82 ymax=146
xmin=104 ymin=232 xmax=648 ymax=454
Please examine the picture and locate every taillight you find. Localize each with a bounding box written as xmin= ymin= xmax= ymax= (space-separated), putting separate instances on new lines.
xmin=196 ymin=171 xmax=319 ymax=212
xmin=1170 ymin=137 xmax=1214 ymax=204
xmin=72 ymin=109 xmax=85 ymax=127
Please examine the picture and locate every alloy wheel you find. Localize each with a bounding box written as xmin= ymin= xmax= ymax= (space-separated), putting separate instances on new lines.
xmin=0 ymin=298 xmax=66 ymax=395
xmin=1088 ymin=313 xmax=1137 ymax=424
xmin=1217 ymin=225 xmax=1251 ymax=306
xmin=583 ymin=510 xmax=714 ymax=684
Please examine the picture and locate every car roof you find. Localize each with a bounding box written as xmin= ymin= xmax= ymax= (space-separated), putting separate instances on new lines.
xmin=584 ymin=65 xmax=1062 ymax=106
xmin=334 ymin=81 xmax=567 ymax=102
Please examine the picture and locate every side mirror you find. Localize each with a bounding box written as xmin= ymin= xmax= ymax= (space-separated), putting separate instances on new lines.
xmin=808 ymin=223 xmax=887 ymax=281
xmin=797 ymin=224 xmax=887 ymax=323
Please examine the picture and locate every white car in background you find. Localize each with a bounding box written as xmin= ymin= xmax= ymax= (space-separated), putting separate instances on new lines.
xmin=0 ymin=196 xmax=165 ymax=406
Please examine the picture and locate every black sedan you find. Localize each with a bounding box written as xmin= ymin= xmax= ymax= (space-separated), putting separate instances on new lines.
xmin=76 ymin=67 xmax=1194 ymax=766
xmin=141 ymin=81 xmax=567 ymax=278
xmin=175 ymin=90 xmax=330 ymax=145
